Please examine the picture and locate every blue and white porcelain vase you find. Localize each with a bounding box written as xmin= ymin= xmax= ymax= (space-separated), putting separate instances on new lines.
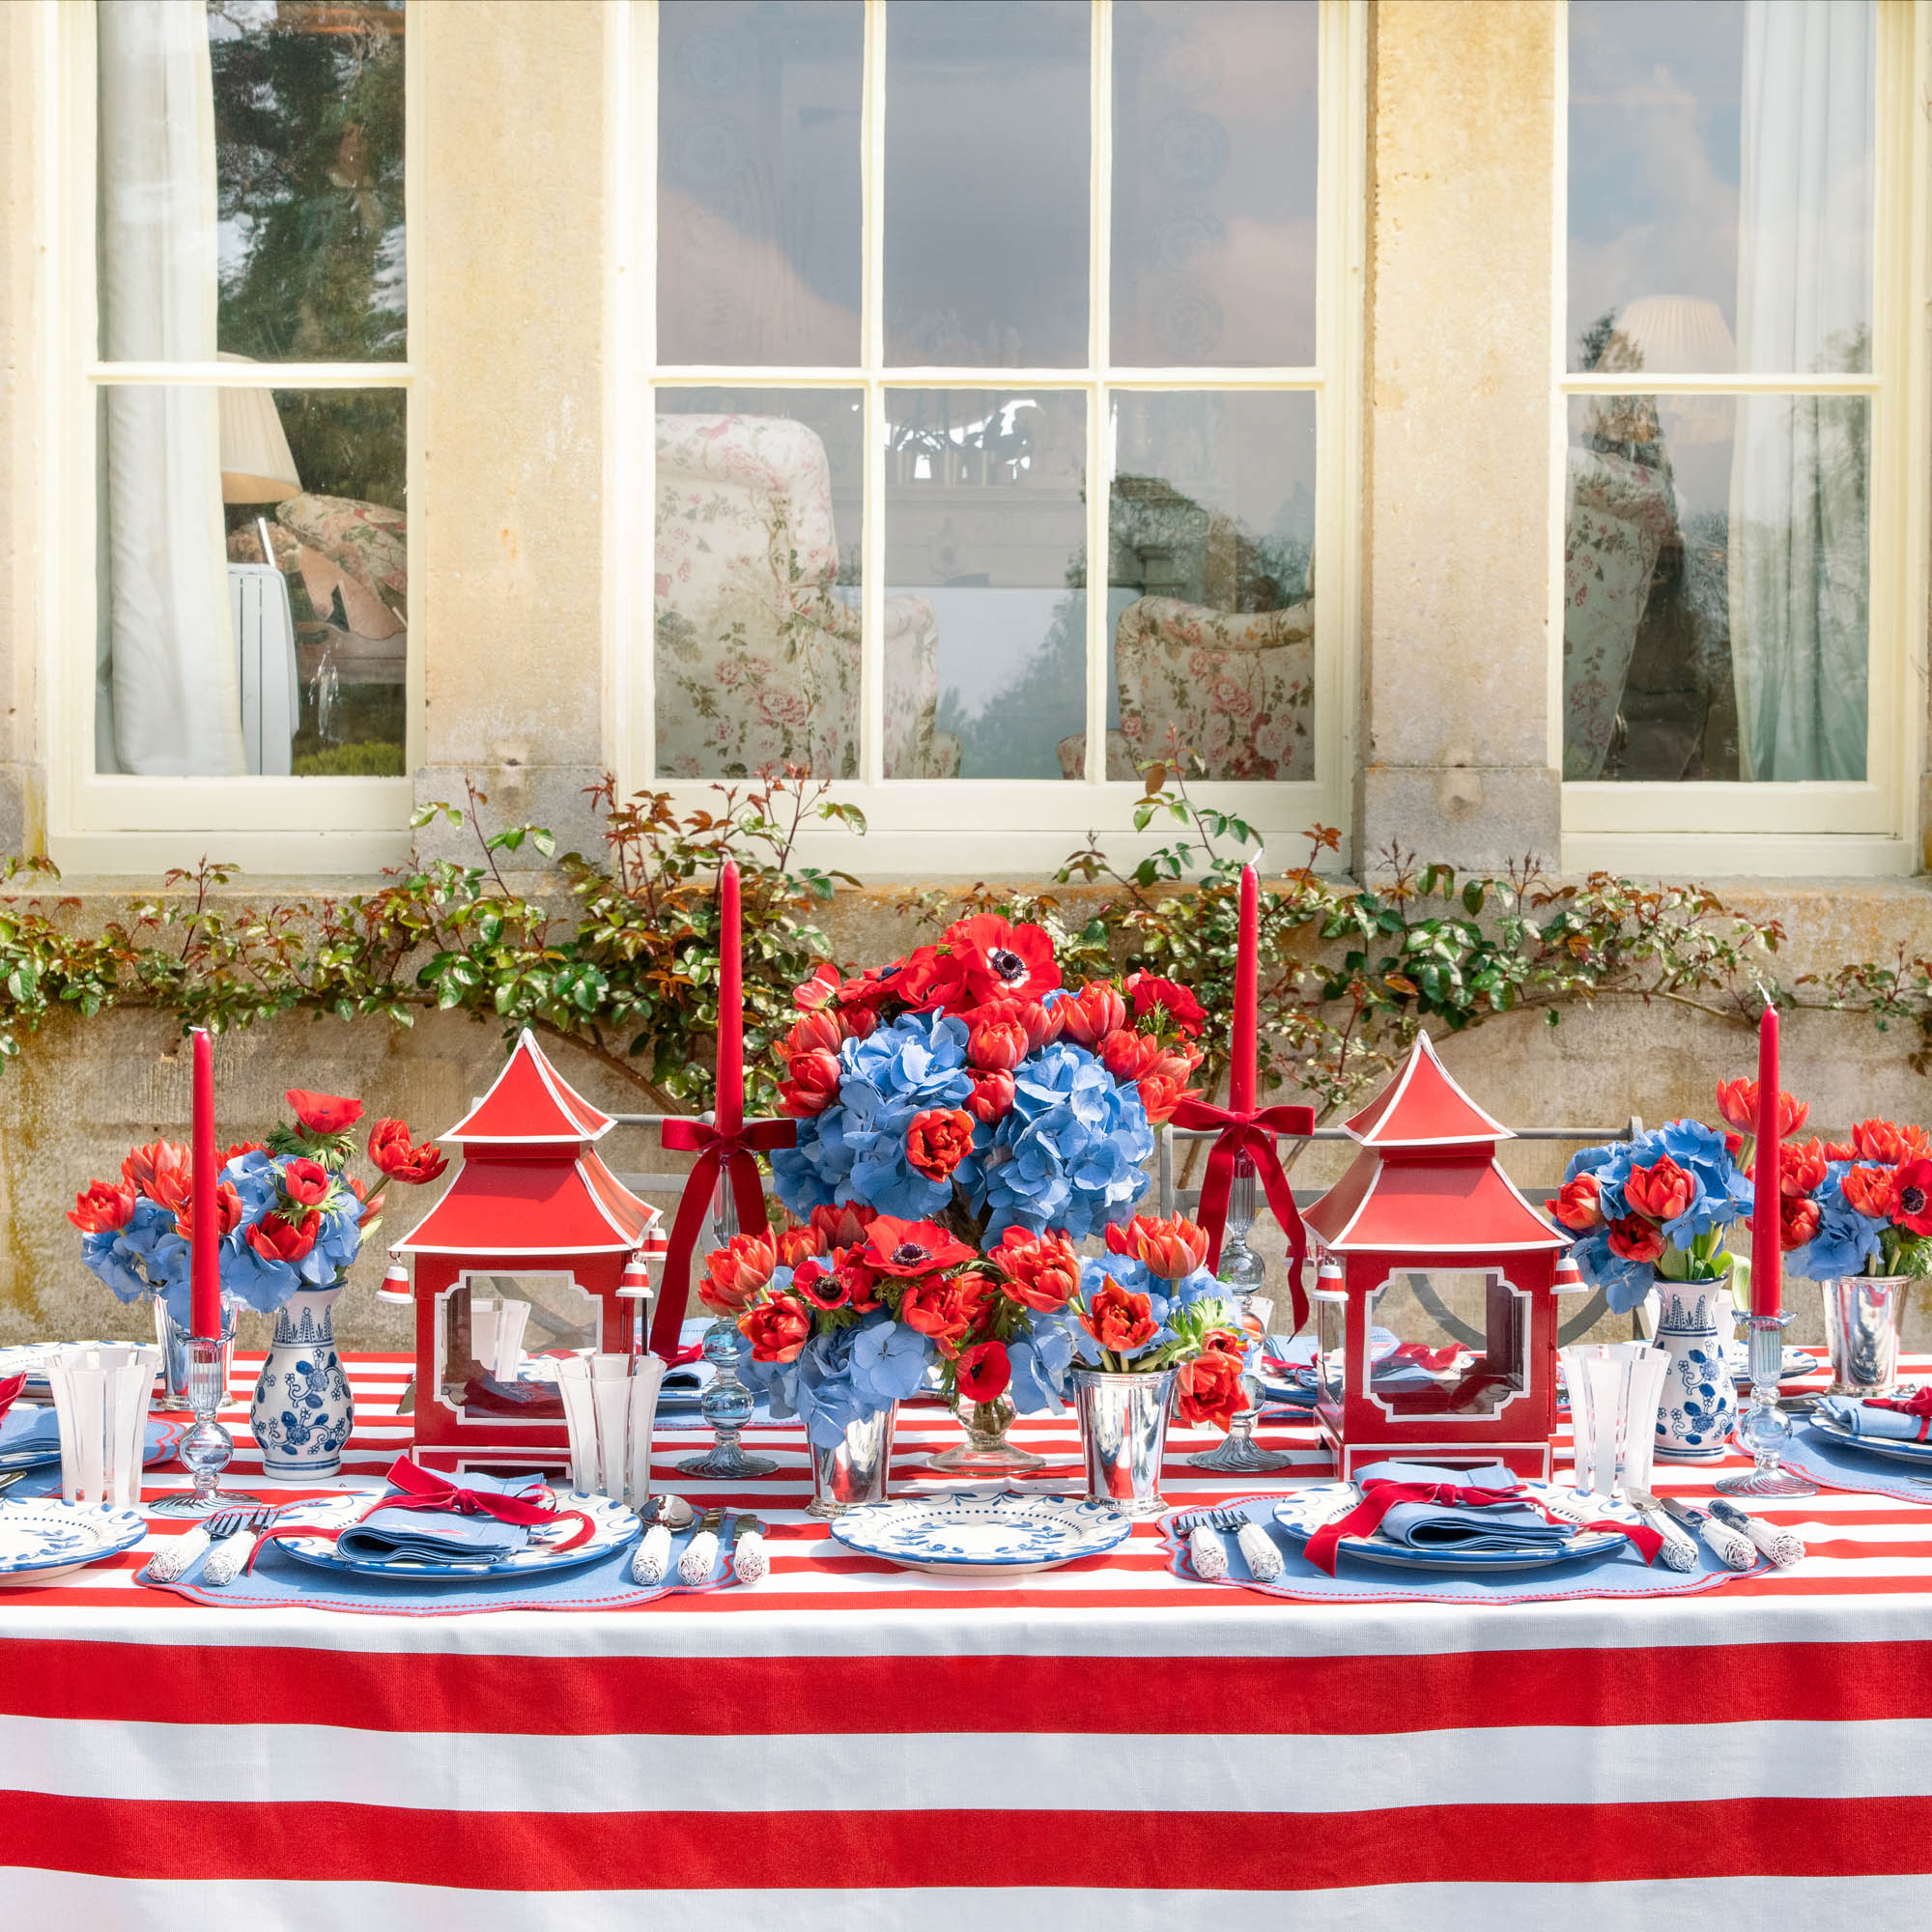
xmin=250 ymin=1280 xmax=355 ymax=1480
xmin=1652 ymin=1282 xmax=1737 ymax=1463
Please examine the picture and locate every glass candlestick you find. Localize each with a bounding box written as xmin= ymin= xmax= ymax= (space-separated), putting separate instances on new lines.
xmin=1190 ymin=1155 xmax=1292 ymax=1474
xmin=1715 ymin=1311 xmax=1818 ymax=1497
xmin=150 ymin=1331 xmax=260 ymax=1517
xmin=676 ymin=1175 xmax=777 ymax=1479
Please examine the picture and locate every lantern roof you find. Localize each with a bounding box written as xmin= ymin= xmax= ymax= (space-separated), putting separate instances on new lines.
xmin=1304 ymin=1146 xmax=1563 ymax=1255
xmin=1342 ymin=1032 xmax=1513 ymax=1150
xmin=396 ymin=1145 xmax=664 ymax=1258
xmin=441 ymin=1029 xmax=615 ymax=1146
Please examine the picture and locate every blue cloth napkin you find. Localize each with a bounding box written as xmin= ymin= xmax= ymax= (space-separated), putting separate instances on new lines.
xmin=1817 ymin=1392 xmax=1932 ymax=1442
xmin=0 ymin=1403 xmax=62 ymax=1457
xmin=334 ymin=1469 xmax=551 ymax=1565
xmin=1352 ymin=1459 xmax=1576 ymax=1551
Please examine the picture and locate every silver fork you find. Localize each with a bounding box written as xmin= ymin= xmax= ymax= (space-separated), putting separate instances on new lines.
xmin=203 ymin=1502 xmax=323 ymax=1585
xmin=1209 ymin=1505 xmax=1285 ymax=1581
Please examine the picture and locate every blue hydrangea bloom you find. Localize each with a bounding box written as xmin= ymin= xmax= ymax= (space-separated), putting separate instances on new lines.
xmin=1785 ymin=1162 xmax=1886 ymax=1282
xmin=971 ymin=1041 xmax=1152 ymax=1240
xmin=739 ymin=1313 xmax=934 ymax=1449
xmin=1008 ymin=1314 xmax=1078 ymax=1414
xmin=79 ymin=1196 xmax=185 ymax=1308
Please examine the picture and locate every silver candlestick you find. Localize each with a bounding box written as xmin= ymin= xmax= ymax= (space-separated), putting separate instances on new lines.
xmin=150 ymin=1331 xmax=261 ymax=1517
xmin=1190 ymin=1153 xmax=1292 ymax=1474
xmin=1715 ymin=1311 xmax=1817 ymax=1497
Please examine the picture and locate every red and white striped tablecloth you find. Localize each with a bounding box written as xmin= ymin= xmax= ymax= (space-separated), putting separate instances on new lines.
xmin=3 ymin=1350 xmax=1930 ymax=1926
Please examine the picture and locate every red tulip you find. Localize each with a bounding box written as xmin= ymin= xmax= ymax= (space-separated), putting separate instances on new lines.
xmin=781 ymin=1010 xmax=844 ymax=1060
xmin=1106 ymin=1212 xmax=1208 ymax=1281
xmin=968 ymin=1069 xmax=1016 ymax=1123
xmin=831 ymin=1247 xmax=884 ymax=1313
xmin=1127 ymin=973 xmax=1207 ymax=1039
xmin=1824 ymin=1140 xmax=1859 ymax=1163
xmin=1716 ymin=1078 xmax=1808 ymax=1141
xmin=861 ymin=1215 xmax=976 ymax=1277
xmin=1623 ymin=1155 xmax=1692 ymax=1225
xmin=176 ymin=1180 xmax=244 ymax=1245
xmin=286 ymin=1090 xmax=363 ymax=1136
xmin=366 ymin=1119 xmax=447 ymax=1185
xmin=123 ymin=1140 xmax=191 ymax=1208
xmin=221 ymin=1140 xmax=266 ymax=1165
xmin=1176 ymin=1347 xmax=1250 ymax=1430
xmin=1079 ymin=1277 xmax=1158 ymax=1357
xmin=905 ymin=1107 xmax=976 ymax=1181
xmin=966 ymin=1013 xmax=1029 ymax=1073
xmin=898 ymin=1278 xmax=977 ymax=1354
xmin=955 ymin=1338 xmax=1010 ymax=1405
xmin=279 ymin=1157 xmax=331 ymax=1208
xmin=67 ymin=1179 xmax=136 ymax=1235
xmin=1552 ymin=1174 xmax=1604 ymax=1231
xmin=1136 ymin=1073 xmax=1195 ymax=1124
xmin=990 ymin=1226 xmax=1082 ymax=1313
xmin=1778 ymin=1196 xmax=1822 ymax=1251
xmin=1605 ymin=1214 xmax=1665 ymax=1264
xmin=973 ymin=995 xmax=1061 ymax=1056
xmin=699 ymin=1232 xmax=778 ymax=1317
xmin=779 ymin=1049 xmax=842 ymax=1118
xmin=1098 ymin=1028 xmax=1160 ymax=1082
xmin=1057 ymin=980 xmax=1127 ymax=1049
xmin=773 ymin=1225 xmax=823 ymax=1267
xmin=1842 ymin=1164 xmax=1898 ymax=1221
xmin=738 ymin=1292 xmax=813 ymax=1364
xmin=1779 ymin=1137 xmax=1828 ymax=1199
xmin=348 ymin=1174 xmax=386 ymax=1225
xmin=943 ymin=914 xmax=1062 ymax=1008
xmin=808 ymin=1201 xmax=875 ymax=1250
xmin=793 ymin=964 xmax=839 ymax=1012
xmin=246 ymin=1208 xmax=321 ymax=1265
xmin=1853 ymin=1118 xmax=1932 ymax=1165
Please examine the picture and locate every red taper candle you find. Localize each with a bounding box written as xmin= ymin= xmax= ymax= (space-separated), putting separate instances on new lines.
xmin=716 ymin=860 xmax=744 ymax=1138
xmin=1231 ymin=862 xmax=1259 ymax=1114
xmin=1749 ymin=1004 xmax=1781 ymax=1319
xmin=189 ymin=1027 xmax=221 ymax=1338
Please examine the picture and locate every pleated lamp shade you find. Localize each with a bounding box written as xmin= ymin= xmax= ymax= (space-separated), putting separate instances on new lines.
xmin=1602 ymin=295 xmax=1737 ymax=376
xmin=216 ymin=354 xmax=302 ymax=505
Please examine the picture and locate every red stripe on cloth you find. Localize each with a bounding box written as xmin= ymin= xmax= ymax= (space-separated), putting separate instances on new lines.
xmin=3 ymin=1641 xmax=1930 ymax=1736
xmin=5 ymin=1794 xmax=1931 ymax=1889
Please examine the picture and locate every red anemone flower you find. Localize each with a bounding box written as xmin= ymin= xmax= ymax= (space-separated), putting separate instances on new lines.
xmin=943 ymin=914 xmax=1062 ymax=1008
xmin=286 ymin=1090 xmax=363 ymax=1136
xmin=861 ymin=1215 xmax=976 ymax=1277
xmin=955 ymin=1338 xmax=1011 ymax=1405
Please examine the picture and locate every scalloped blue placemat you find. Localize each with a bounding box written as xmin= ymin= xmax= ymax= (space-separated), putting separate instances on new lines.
xmin=1777 ymin=1421 xmax=1932 ymax=1506
xmin=1158 ymin=1493 xmax=1765 ymax=1605
xmin=134 ymin=1517 xmax=737 ymax=1615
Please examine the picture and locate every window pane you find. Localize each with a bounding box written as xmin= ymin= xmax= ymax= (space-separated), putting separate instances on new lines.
xmin=1568 ymin=0 xmax=1873 ymax=375
xmin=657 ymin=1 xmax=863 ymax=366
xmin=1111 ymin=1 xmax=1319 ymax=367
xmin=99 ymin=0 xmax=407 ymax=363
xmin=1562 ymin=391 xmax=1868 ymax=782
xmin=95 ymin=385 xmax=406 ymax=777
xmin=1106 ymin=391 xmax=1314 ymax=781
xmin=885 ymin=1 xmax=1091 ymax=367
xmin=884 ymin=388 xmax=1086 ymax=779
xmin=654 ymin=388 xmax=864 ymax=780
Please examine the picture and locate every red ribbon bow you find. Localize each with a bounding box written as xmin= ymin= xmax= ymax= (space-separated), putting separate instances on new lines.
xmin=647 ymin=1115 xmax=797 ymax=1356
xmin=1866 ymin=1386 xmax=1932 ymax=1441
xmin=1302 ymin=1477 xmax=1662 ymax=1576
xmin=247 ymin=1455 xmax=595 ymax=1573
xmin=0 ymin=1374 xmax=23 ymax=1427
xmin=1169 ymin=1097 xmax=1316 ymax=1333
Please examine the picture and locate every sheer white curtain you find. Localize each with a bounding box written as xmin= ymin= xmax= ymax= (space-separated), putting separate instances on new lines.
xmin=1728 ymin=0 xmax=1875 ymax=782
xmin=97 ymin=0 xmax=245 ymax=776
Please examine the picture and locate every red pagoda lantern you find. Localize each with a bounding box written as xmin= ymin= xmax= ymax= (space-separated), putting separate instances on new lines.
xmin=393 ymin=1029 xmax=667 ymax=1477
xmin=1303 ymin=1035 xmax=1582 ymax=1481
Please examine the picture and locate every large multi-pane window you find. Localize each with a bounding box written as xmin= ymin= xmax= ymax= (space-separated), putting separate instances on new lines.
xmin=68 ymin=0 xmax=410 ymax=863
xmin=634 ymin=0 xmax=1357 ymax=866
xmin=1559 ymin=0 xmax=1919 ymax=867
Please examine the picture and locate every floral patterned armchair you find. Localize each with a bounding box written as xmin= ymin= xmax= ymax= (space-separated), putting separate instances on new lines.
xmin=1056 ymin=596 xmax=1315 ymax=781
xmin=1562 ymin=441 xmax=1678 ymax=780
xmin=654 ymin=413 xmax=959 ymax=781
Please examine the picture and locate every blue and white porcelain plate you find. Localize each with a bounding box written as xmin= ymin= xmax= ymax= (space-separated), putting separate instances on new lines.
xmin=1805 ymin=1409 xmax=1932 ymax=1468
xmin=1271 ymin=1481 xmax=1635 ymax=1574
xmin=274 ymin=1490 xmax=641 ymax=1580
xmin=0 ymin=1500 xmax=146 ymax=1585
xmin=829 ymin=1490 xmax=1134 ymax=1577
xmin=0 ymin=1410 xmax=184 ymax=1473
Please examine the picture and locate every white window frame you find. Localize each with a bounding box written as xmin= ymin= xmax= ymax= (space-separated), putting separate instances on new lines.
xmin=1551 ymin=0 xmax=1931 ymax=879
xmin=612 ymin=0 xmax=1365 ymax=876
xmin=43 ymin=0 xmax=419 ymax=875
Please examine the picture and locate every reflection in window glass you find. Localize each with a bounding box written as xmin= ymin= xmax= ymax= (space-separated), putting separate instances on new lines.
xmin=884 ymin=389 xmax=1086 ymax=779
xmin=654 ymin=389 xmax=864 ymax=780
xmin=1111 ymin=0 xmax=1319 ymax=367
xmin=95 ymin=386 xmax=406 ymax=778
xmin=657 ymin=1 xmax=863 ymax=366
xmin=1562 ymin=392 xmax=1867 ymax=783
xmin=99 ymin=0 xmax=407 ymax=363
xmin=885 ymin=1 xmax=1091 ymax=366
xmin=1568 ymin=0 xmax=1873 ymax=375
xmin=1105 ymin=392 xmax=1315 ymax=781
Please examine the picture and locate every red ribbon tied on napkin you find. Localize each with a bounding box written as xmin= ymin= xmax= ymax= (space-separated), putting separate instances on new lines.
xmin=1301 ymin=1478 xmax=1664 ymax=1577
xmin=1866 ymin=1386 xmax=1932 ymax=1441
xmin=1169 ymin=1097 xmax=1316 ymax=1333
xmin=0 ymin=1374 xmax=23 ymax=1427
xmin=247 ymin=1455 xmax=596 ymax=1573
xmin=647 ymin=1115 xmax=797 ymax=1357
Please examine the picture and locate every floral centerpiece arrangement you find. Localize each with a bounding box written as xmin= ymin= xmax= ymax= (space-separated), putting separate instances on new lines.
xmin=68 ymin=1087 xmax=445 ymax=1478
xmin=757 ymin=912 xmax=1213 ymax=1473
xmin=1775 ymin=1112 xmax=1932 ymax=1287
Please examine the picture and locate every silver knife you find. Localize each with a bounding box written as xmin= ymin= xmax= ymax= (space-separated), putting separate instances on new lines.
xmin=1657 ymin=1495 xmax=1755 ymax=1571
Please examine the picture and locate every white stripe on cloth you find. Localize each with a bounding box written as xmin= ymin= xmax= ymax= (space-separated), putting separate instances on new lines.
xmin=1 ymin=1873 xmax=1928 ymax=1932
xmin=5 ymin=1715 xmax=1928 ymax=1813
